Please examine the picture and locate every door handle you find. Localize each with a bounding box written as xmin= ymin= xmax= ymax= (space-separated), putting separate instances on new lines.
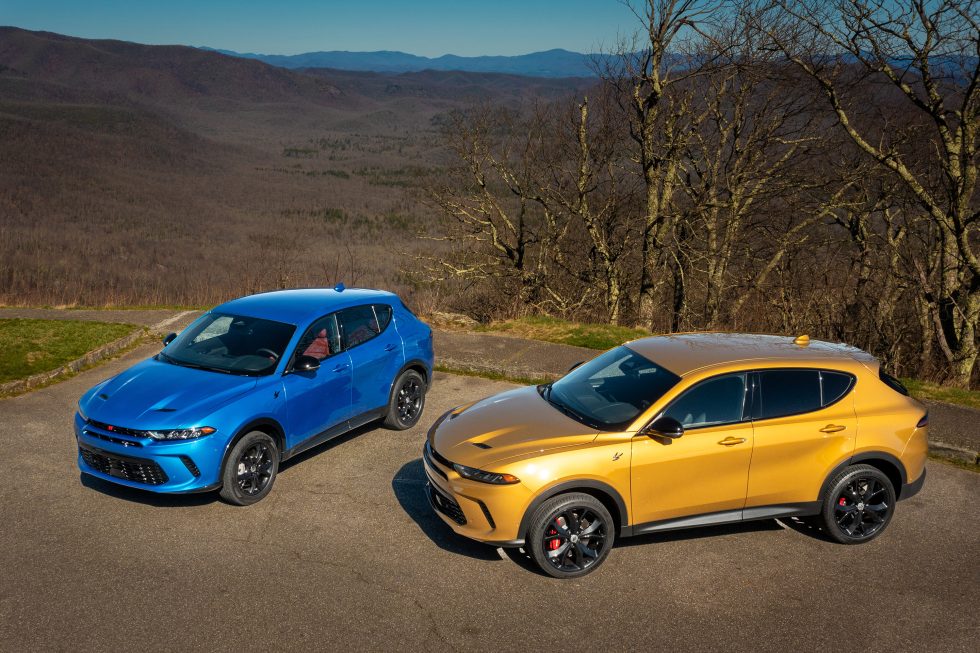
xmin=820 ymin=424 xmax=847 ymax=433
xmin=332 ymin=363 xmax=350 ymax=373
xmin=384 ymin=343 xmax=398 ymax=352
xmin=718 ymin=436 xmax=747 ymax=446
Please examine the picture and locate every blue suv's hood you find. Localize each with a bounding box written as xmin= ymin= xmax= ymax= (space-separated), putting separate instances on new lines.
xmin=82 ymin=357 xmax=258 ymax=428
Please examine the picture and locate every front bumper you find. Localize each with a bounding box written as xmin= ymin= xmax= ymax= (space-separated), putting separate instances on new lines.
xmin=422 ymin=439 xmax=530 ymax=546
xmin=74 ymin=412 xmax=224 ymax=493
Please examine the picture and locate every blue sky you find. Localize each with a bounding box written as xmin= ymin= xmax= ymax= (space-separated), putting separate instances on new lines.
xmin=2 ymin=0 xmax=639 ymax=57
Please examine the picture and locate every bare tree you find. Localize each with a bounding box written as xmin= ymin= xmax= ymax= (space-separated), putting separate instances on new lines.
xmin=761 ymin=0 xmax=980 ymax=385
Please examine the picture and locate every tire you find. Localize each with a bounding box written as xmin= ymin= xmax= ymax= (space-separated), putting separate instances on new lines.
xmin=526 ymin=493 xmax=614 ymax=579
xmin=219 ymin=431 xmax=279 ymax=506
xmin=383 ymin=369 xmax=426 ymax=430
xmin=819 ymin=464 xmax=896 ymax=544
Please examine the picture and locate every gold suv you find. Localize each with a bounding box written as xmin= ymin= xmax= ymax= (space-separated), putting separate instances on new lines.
xmin=423 ymin=333 xmax=927 ymax=578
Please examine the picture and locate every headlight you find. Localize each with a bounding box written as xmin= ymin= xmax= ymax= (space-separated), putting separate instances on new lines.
xmin=77 ymin=405 xmax=88 ymax=422
xmin=143 ymin=426 xmax=216 ymax=441
xmin=452 ymin=463 xmax=520 ymax=485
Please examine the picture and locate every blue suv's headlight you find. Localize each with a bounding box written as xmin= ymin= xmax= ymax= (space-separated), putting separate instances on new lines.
xmin=143 ymin=426 xmax=217 ymax=441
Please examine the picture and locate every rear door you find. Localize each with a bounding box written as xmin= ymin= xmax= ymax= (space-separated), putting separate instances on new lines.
xmin=745 ymin=369 xmax=858 ymax=508
xmin=338 ymin=304 xmax=404 ymax=418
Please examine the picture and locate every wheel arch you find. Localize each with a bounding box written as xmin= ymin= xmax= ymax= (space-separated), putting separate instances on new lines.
xmin=818 ymin=451 xmax=908 ymax=501
xmin=517 ymin=480 xmax=629 ymax=541
xmin=399 ymin=358 xmax=430 ymax=385
xmin=219 ymin=418 xmax=287 ymax=476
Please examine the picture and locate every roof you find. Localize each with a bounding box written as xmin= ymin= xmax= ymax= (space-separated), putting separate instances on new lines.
xmin=211 ymin=287 xmax=398 ymax=325
xmin=624 ymin=332 xmax=876 ymax=377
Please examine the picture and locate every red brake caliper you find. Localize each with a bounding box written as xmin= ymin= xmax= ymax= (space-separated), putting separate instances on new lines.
xmin=839 ymin=497 xmax=847 ymax=506
xmin=547 ymin=517 xmax=566 ymax=551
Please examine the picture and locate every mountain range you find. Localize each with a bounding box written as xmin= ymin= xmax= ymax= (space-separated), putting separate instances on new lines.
xmin=201 ymin=47 xmax=603 ymax=77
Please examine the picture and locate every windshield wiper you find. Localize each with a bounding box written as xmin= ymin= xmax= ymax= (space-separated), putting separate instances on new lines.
xmin=157 ymin=352 xmax=231 ymax=374
xmin=539 ymin=383 xmax=598 ymax=428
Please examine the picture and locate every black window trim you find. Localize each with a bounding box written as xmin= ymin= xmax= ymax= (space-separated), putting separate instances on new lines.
xmin=750 ymin=367 xmax=857 ymax=423
xmin=650 ymin=371 xmax=753 ymax=432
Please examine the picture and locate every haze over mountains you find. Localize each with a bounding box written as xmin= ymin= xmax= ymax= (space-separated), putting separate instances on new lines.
xmin=201 ymin=46 xmax=602 ymax=78
xmin=0 ymin=27 xmax=593 ymax=306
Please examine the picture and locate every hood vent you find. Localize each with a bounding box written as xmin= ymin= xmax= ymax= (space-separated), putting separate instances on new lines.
xmin=471 ymin=442 xmax=492 ymax=450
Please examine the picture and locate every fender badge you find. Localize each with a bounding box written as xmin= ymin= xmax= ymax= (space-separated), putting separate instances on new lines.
xmin=612 ymin=452 xmax=623 ymax=461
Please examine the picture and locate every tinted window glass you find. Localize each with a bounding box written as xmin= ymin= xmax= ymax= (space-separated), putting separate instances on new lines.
xmin=295 ymin=314 xmax=341 ymax=362
xmin=339 ymin=306 xmax=381 ymax=349
xmin=374 ymin=304 xmax=393 ymax=331
xmin=757 ymin=370 xmax=821 ymax=419
xmin=879 ymin=369 xmax=909 ymax=396
xmin=545 ymin=346 xmax=680 ymax=430
xmin=663 ymin=374 xmax=747 ymax=428
xmin=162 ymin=313 xmax=294 ymax=376
xmin=821 ymin=371 xmax=853 ymax=406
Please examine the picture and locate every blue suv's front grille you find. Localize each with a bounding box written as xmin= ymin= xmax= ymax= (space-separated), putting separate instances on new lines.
xmin=83 ymin=430 xmax=143 ymax=448
xmin=80 ymin=445 xmax=168 ymax=485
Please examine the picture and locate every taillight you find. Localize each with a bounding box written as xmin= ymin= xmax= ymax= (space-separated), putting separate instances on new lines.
xmin=916 ymin=413 xmax=929 ymax=428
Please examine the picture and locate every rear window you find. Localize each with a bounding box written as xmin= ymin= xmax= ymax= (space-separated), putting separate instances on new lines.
xmin=374 ymin=304 xmax=393 ymax=330
xmin=879 ymin=369 xmax=909 ymax=396
xmin=756 ymin=370 xmax=822 ymax=419
xmin=821 ymin=371 xmax=854 ymax=406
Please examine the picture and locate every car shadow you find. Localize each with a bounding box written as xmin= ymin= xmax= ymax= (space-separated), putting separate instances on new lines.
xmin=501 ymin=519 xmax=797 ymax=578
xmin=391 ymin=458 xmax=501 ymax=561
xmin=80 ymin=473 xmax=218 ymax=507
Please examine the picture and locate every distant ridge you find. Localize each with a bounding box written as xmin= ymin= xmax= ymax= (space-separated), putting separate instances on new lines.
xmin=200 ymin=47 xmax=603 ymax=78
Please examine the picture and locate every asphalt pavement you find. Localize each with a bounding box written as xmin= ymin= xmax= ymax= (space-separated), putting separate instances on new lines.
xmin=0 ymin=341 xmax=977 ymax=652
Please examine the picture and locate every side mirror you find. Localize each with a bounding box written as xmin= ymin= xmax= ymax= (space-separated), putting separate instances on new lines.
xmin=645 ymin=416 xmax=684 ymax=439
xmin=292 ymin=355 xmax=320 ymax=373
xmin=568 ymin=360 xmax=585 ymax=373
xmin=162 ymin=332 xmax=177 ymax=346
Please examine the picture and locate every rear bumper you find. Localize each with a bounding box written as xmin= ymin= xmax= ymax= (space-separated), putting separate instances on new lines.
xmin=899 ymin=467 xmax=926 ymax=500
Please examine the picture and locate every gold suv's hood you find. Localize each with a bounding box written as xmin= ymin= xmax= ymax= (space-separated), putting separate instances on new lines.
xmin=431 ymin=386 xmax=598 ymax=468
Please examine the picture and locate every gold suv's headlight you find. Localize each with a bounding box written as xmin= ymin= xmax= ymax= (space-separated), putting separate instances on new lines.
xmin=452 ymin=463 xmax=520 ymax=485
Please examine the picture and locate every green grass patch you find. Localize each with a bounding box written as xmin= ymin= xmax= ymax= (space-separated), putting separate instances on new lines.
xmin=434 ymin=364 xmax=553 ymax=387
xmin=928 ymin=453 xmax=980 ymax=473
xmin=0 ymin=318 xmax=138 ymax=383
xmin=477 ymin=316 xmax=650 ymax=350
xmin=903 ymin=378 xmax=980 ymax=410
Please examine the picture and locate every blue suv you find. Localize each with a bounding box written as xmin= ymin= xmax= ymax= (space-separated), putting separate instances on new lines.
xmin=75 ymin=287 xmax=434 ymax=505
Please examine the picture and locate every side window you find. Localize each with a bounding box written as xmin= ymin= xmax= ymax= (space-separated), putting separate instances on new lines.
xmin=757 ymin=370 xmax=821 ymax=419
xmin=821 ymin=371 xmax=854 ymax=406
xmin=296 ymin=314 xmax=341 ymax=361
xmin=339 ymin=306 xmax=381 ymax=349
xmin=374 ymin=304 xmax=393 ymax=331
xmin=662 ymin=374 xmax=747 ymax=428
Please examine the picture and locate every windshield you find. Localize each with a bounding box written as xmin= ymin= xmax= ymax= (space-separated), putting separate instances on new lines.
xmin=159 ymin=313 xmax=296 ymax=376
xmin=541 ymin=346 xmax=680 ymax=431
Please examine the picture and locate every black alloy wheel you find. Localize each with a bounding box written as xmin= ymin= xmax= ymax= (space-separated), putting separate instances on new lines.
xmin=236 ymin=441 xmax=274 ymax=496
xmin=820 ymin=464 xmax=896 ymax=543
xmin=220 ymin=431 xmax=279 ymax=506
xmin=527 ymin=493 xmax=615 ymax=578
xmin=383 ymin=370 xmax=426 ymax=430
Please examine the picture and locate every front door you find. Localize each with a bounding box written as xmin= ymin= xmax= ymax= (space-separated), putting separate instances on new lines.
xmin=281 ymin=313 xmax=353 ymax=450
xmin=630 ymin=373 xmax=753 ymax=525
